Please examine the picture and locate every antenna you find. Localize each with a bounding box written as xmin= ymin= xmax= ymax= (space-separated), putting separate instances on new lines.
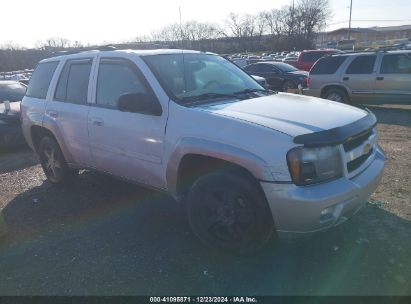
xmin=179 ymin=6 xmax=184 ymax=48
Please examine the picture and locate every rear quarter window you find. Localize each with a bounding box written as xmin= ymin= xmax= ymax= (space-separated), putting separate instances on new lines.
xmin=26 ymin=61 xmax=59 ymax=99
xmin=310 ymin=56 xmax=347 ymax=75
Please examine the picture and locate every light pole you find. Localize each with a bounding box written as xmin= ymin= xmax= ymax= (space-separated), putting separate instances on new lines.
xmin=348 ymin=0 xmax=353 ymax=41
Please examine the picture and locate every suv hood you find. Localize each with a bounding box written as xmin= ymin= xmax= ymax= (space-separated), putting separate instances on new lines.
xmin=197 ymin=93 xmax=368 ymax=137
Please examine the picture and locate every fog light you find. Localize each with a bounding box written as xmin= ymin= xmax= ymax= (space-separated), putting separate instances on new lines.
xmin=320 ymin=206 xmax=335 ymax=222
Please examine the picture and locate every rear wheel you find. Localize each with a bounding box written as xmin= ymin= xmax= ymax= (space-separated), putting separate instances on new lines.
xmin=38 ymin=136 xmax=78 ymax=184
xmin=322 ymin=88 xmax=350 ymax=104
xmin=186 ymin=172 xmax=274 ymax=255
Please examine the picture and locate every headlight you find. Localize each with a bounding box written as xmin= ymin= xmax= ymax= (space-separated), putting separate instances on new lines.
xmin=287 ymin=146 xmax=343 ymax=186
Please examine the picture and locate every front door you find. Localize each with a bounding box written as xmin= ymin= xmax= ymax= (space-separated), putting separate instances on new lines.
xmin=87 ymin=57 xmax=167 ymax=188
xmin=374 ymin=53 xmax=411 ymax=103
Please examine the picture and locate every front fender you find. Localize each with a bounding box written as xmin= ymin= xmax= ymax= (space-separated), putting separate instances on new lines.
xmin=166 ymin=137 xmax=273 ymax=195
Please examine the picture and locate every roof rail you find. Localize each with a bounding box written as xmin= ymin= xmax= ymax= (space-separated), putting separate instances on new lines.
xmin=95 ymin=45 xmax=117 ymax=51
xmin=48 ymin=45 xmax=117 ymax=58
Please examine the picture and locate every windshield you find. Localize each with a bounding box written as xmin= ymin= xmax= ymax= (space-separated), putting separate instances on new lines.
xmin=143 ymin=53 xmax=265 ymax=104
xmin=0 ymin=82 xmax=26 ymax=102
xmin=274 ymin=62 xmax=298 ymax=73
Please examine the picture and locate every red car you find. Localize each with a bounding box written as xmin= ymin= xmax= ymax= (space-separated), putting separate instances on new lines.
xmin=296 ymin=50 xmax=341 ymax=71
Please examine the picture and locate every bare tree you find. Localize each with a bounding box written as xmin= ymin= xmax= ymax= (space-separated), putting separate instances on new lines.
xmin=225 ymin=13 xmax=243 ymax=38
xmin=35 ymin=37 xmax=72 ymax=50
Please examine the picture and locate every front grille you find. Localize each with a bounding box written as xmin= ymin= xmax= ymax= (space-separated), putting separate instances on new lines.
xmin=343 ymin=129 xmax=372 ymax=152
xmin=347 ymin=148 xmax=374 ymax=172
xmin=344 ymin=128 xmax=375 ymax=174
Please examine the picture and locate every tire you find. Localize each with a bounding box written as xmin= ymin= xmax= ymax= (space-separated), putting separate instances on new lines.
xmin=186 ymin=171 xmax=274 ymax=255
xmin=282 ymin=80 xmax=297 ymax=92
xmin=322 ymin=88 xmax=350 ymax=104
xmin=38 ymin=136 xmax=78 ymax=184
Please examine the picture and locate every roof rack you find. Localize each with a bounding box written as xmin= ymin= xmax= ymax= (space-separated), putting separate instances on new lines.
xmin=48 ymin=45 xmax=117 ymax=58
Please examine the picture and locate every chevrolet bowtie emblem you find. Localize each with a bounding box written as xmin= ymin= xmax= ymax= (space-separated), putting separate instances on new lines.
xmin=363 ymin=142 xmax=372 ymax=155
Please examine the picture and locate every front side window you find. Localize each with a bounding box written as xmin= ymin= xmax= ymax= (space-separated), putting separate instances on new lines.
xmin=380 ymin=54 xmax=411 ymax=74
xmin=55 ymin=59 xmax=92 ymax=104
xmin=26 ymin=61 xmax=59 ymax=99
xmin=96 ymin=58 xmax=148 ymax=109
xmin=346 ymin=55 xmax=376 ymax=74
xmin=143 ymin=53 xmax=264 ymax=103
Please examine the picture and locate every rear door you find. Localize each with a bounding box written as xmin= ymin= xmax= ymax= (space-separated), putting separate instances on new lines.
xmin=342 ymin=55 xmax=377 ymax=102
xmin=375 ymin=53 xmax=411 ymax=103
xmin=45 ymin=58 xmax=94 ymax=166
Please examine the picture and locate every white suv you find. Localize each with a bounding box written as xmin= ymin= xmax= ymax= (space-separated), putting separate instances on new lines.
xmin=21 ymin=49 xmax=385 ymax=253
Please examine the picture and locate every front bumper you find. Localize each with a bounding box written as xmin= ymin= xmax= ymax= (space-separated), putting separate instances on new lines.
xmin=261 ymin=145 xmax=385 ymax=238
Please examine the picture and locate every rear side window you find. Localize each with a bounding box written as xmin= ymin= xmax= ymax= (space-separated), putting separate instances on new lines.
xmin=54 ymin=59 xmax=92 ymax=104
xmin=26 ymin=61 xmax=58 ymax=99
xmin=380 ymin=54 xmax=411 ymax=74
xmin=310 ymin=56 xmax=347 ymax=75
xmin=346 ymin=55 xmax=376 ymax=74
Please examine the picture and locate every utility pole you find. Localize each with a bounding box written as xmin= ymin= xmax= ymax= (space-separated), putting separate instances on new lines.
xmin=179 ymin=6 xmax=184 ymax=48
xmin=348 ymin=0 xmax=353 ymax=42
xmin=291 ymin=0 xmax=295 ymax=49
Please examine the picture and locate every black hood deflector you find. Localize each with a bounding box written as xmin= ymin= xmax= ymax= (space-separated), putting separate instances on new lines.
xmin=293 ymin=109 xmax=377 ymax=147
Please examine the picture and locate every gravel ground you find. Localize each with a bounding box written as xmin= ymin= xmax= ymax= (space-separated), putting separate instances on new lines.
xmin=0 ymin=104 xmax=410 ymax=296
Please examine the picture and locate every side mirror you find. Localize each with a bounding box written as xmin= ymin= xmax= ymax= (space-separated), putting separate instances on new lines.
xmin=117 ymin=93 xmax=162 ymax=115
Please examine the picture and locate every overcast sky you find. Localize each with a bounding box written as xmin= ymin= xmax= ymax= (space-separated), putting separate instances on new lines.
xmin=1 ymin=0 xmax=411 ymax=48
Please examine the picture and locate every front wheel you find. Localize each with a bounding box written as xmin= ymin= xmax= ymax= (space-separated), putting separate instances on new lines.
xmin=38 ymin=136 xmax=78 ymax=184
xmin=186 ymin=172 xmax=274 ymax=255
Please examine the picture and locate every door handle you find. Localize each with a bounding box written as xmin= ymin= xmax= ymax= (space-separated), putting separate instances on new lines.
xmin=46 ymin=110 xmax=58 ymax=118
xmin=90 ymin=117 xmax=104 ymax=127
xmin=343 ymin=77 xmax=349 ymax=81
xmin=376 ymin=76 xmax=384 ymax=81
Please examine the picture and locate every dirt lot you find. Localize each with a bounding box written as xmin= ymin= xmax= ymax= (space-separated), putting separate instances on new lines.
xmin=0 ymin=104 xmax=410 ymax=296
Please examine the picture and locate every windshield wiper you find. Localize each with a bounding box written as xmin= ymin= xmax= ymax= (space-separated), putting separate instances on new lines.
xmin=233 ymin=88 xmax=276 ymax=95
xmin=181 ymin=92 xmax=242 ymax=104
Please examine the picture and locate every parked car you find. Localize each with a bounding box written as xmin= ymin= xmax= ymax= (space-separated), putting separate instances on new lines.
xmin=231 ymin=58 xmax=248 ymax=68
xmin=21 ymin=49 xmax=385 ymax=254
xmin=282 ymin=56 xmax=298 ymax=67
xmin=296 ymin=49 xmax=341 ymax=71
xmin=244 ymin=62 xmax=308 ymax=91
xmin=305 ymin=50 xmax=411 ymax=104
xmin=273 ymin=55 xmax=285 ymax=62
xmin=251 ymin=75 xmax=269 ymax=89
xmin=0 ymin=101 xmax=25 ymax=148
xmin=0 ymin=80 xmax=27 ymax=103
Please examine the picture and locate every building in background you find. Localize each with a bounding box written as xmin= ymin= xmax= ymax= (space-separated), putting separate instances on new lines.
xmin=316 ymin=24 xmax=411 ymax=50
